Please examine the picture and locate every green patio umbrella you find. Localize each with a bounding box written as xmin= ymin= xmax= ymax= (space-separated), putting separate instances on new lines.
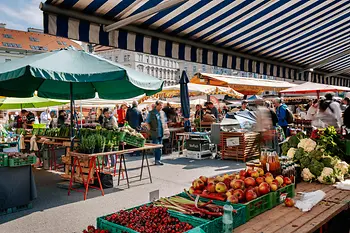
xmin=0 ymin=48 xmax=164 ymax=148
xmin=0 ymin=96 xmax=67 ymax=110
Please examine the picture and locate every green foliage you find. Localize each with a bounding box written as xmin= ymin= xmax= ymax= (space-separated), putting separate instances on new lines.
xmin=294 ymin=148 xmax=305 ymax=161
xmin=95 ymin=134 xmax=106 ymax=151
xmin=321 ymin=156 xmax=335 ymax=168
xmin=288 ymin=135 xmax=300 ymax=148
xmin=300 ymin=156 xmax=311 ymax=169
xmin=309 ymin=159 xmax=325 ymax=177
xmin=281 ymin=142 xmax=290 ymax=155
xmin=309 ymin=150 xmax=323 ymax=161
xmin=317 ymin=126 xmax=345 ymax=159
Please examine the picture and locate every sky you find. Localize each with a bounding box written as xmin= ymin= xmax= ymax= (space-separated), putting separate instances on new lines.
xmin=0 ymin=0 xmax=43 ymax=31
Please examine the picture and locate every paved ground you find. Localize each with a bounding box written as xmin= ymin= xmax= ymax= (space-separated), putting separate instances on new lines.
xmin=0 ymin=153 xmax=244 ymax=233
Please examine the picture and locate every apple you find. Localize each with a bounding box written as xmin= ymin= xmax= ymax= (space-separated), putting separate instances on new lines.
xmin=223 ymin=178 xmax=232 ymax=189
xmin=258 ymin=182 xmax=271 ymax=195
xmin=284 ymin=197 xmax=295 ymax=207
xmin=246 ymin=169 xmax=254 ymax=177
xmin=257 ymin=168 xmax=264 ymax=177
xmin=233 ymin=189 xmax=245 ymax=202
xmin=207 ymin=177 xmax=215 ymax=184
xmin=226 ymin=189 xmax=235 ymax=197
xmin=239 ymin=170 xmax=247 ymax=178
xmin=251 ymin=170 xmax=259 ymax=179
xmin=254 ymin=186 xmax=260 ymax=197
xmin=223 ymin=174 xmax=230 ymax=180
xmin=270 ymin=182 xmax=278 ymax=191
xmin=206 ymin=182 xmax=216 ymax=193
xmin=215 ymin=176 xmax=225 ymax=182
xmin=232 ymin=179 xmax=245 ymax=189
xmin=227 ymin=195 xmax=239 ymax=204
xmin=199 ymin=176 xmax=208 ymax=184
xmin=245 ymin=189 xmax=257 ymax=202
xmin=272 ymin=179 xmax=280 ymax=187
xmin=265 ymin=172 xmax=273 ymax=178
xmin=276 ymin=176 xmax=284 ymax=186
xmin=256 ymin=177 xmax=265 ymax=185
xmin=265 ymin=176 xmax=274 ymax=184
xmin=244 ymin=177 xmax=256 ymax=187
xmin=284 ymin=177 xmax=292 ymax=185
xmin=193 ymin=179 xmax=205 ymax=190
xmin=235 ymin=174 xmax=241 ymax=180
xmin=189 ymin=186 xmax=195 ymax=194
xmin=215 ymin=182 xmax=228 ymax=193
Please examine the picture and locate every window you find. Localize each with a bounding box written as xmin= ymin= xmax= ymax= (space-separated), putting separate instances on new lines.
xmin=124 ymin=55 xmax=130 ymax=62
xmin=2 ymin=42 xmax=22 ymax=48
xmin=137 ymin=65 xmax=144 ymax=72
xmin=29 ymin=37 xmax=39 ymax=42
xmin=115 ymin=56 xmax=118 ymax=62
xmin=145 ymin=55 xmax=149 ymax=63
xmin=138 ymin=54 xmax=143 ymax=62
xmin=62 ymin=41 xmax=67 ymax=45
xmin=5 ymin=58 xmax=11 ymax=62
xmin=3 ymin=34 xmax=13 ymax=39
xmin=57 ymin=41 xmax=62 ymax=45
xmin=30 ymin=45 xmax=48 ymax=51
xmin=146 ymin=66 xmax=150 ymax=74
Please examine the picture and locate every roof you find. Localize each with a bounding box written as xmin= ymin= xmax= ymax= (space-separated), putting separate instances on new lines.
xmin=41 ymin=1 xmax=350 ymax=86
xmin=280 ymin=82 xmax=350 ymax=94
xmin=0 ymin=27 xmax=82 ymax=52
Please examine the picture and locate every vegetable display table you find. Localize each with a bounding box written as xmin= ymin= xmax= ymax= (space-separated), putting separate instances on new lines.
xmin=234 ymin=182 xmax=350 ymax=233
xmin=0 ymin=165 xmax=37 ymax=210
xmin=68 ymin=143 xmax=162 ymax=200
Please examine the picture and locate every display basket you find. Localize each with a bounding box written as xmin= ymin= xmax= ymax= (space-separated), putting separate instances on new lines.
xmin=242 ymin=192 xmax=273 ymax=220
xmin=97 ymin=204 xmax=207 ymax=233
xmin=9 ymin=155 xmax=36 ymax=167
xmin=123 ymin=133 xmax=146 ymax=148
xmin=0 ymin=153 xmax=8 ymax=167
xmin=271 ymin=183 xmax=295 ymax=207
xmin=175 ymin=192 xmax=246 ymax=231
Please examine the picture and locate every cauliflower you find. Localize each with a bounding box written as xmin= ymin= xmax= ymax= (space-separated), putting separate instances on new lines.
xmin=309 ymin=159 xmax=324 ymax=177
xmin=317 ymin=167 xmax=336 ymax=184
xmin=287 ymin=148 xmax=296 ymax=160
xmin=333 ymin=161 xmax=349 ymax=181
xmin=301 ymin=168 xmax=315 ymax=182
xmin=298 ymin=138 xmax=317 ymax=152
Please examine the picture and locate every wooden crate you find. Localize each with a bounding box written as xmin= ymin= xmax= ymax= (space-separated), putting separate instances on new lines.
xmin=61 ymin=154 xmax=95 ymax=184
xmin=220 ymin=132 xmax=261 ymax=162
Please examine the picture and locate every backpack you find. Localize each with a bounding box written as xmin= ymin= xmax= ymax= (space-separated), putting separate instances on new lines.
xmin=286 ymin=107 xmax=294 ymax=124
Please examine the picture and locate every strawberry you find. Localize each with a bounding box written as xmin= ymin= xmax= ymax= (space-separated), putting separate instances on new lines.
xmin=87 ymin=225 xmax=95 ymax=232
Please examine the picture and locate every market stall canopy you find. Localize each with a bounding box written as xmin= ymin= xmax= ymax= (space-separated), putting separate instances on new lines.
xmin=160 ymin=83 xmax=243 ymax=98
xmin=191 ymin=73 xmax=296 ymax=95
xmin=41 ymin=1 xmax=350 ymax=86
xmin=0 ymin=49 xmax=163 ymax=100
xmin=0 ymin=96 xmax=67 ymax=110
xmin=280 ymin=82 xmax=350 ymax=94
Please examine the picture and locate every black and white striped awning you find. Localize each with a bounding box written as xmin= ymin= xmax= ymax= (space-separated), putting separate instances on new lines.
xmin=41 ymin=0 xmax=350 ymax=87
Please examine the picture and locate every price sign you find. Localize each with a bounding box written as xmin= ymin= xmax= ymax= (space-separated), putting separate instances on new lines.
xmin=226 ymin=137 xmax=240 ymax=147
xmin=149 ymin=190 xmax=159 ymax=202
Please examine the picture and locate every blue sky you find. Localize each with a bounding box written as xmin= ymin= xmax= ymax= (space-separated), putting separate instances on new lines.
xmin=0 ymin=0 xmax=43 ymax=31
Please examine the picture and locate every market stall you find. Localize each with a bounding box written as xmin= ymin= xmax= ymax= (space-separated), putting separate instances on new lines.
xmin=280 ymin=82 xmax=350 ymax=98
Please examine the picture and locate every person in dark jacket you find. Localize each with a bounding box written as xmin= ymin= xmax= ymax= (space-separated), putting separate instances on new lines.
xmin=343 ymin=97 xmax=350 ymax=128
xmin=126 ymin=101 xmax=143 ymax=130
xmin=273 ymin=98 xmax=289 ymax=137
xmin=58 ymin=110 xmax=66 ymax=128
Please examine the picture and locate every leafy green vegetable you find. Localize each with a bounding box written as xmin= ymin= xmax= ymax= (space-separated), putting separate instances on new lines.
xmin=300 ymin=156 xmax=311 ymax=169
xmin=294 ymin=148 xmax=305 ymax=161
xmin=288 ymin=135 xmax=300 ymax=148
xmin=321 ymin=156 xmax=335 ymax=168
xmin=309 ymin=150 xmax=323 ymax=161
xmin=281 ymin=142 xmax=290 ymax=155
xmin=309 ymin=159 xmax=324 ymax=177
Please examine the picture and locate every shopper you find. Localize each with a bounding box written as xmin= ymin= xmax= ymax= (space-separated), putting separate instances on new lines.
xmin=40 ymin=108 xmax=51 ymax=127
xmin=324 ymin=93 xmax=342 ymax=127
xmin=240 ymin=100 xmax=249 ymax=112
xmin=274 ymin=98 xmax=290 ymax=137
xmin=313 ymin=99 xmax=339 ymax=128
xmin=14 ymin=109 xmax=28 ymax=128
xmin=117 ymin=103 xmax=127 ymax=127
xmin=162 ymin=102 xmax=176 ymax=122
xmin=57 ymin=110 xmax=66 ymax=128
xmin=103 ymin=109 xmax=117 ymax=130
xmin=207 ymin=102 xmax=219 ymax=120
xmin=343 ymin=97 xmax=350 ymax=128
xmin=145 ymin=100 xmax=166 ymax=165
xmin=306 ymin=99 xmax=318 ymax=120
xmin=26 ymin=111 xmax=36 ymax=129
xmin=194 ymin=104 xmax=204 ymax=120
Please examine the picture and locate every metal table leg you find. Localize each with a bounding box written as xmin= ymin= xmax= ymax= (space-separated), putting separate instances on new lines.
xmin=145 ymin=152 xmax=152 ymax=183
xmin=122 ymin=154 xmax=130 ymax=188
xmin=140 ymin=150 xmax=145 ymax=181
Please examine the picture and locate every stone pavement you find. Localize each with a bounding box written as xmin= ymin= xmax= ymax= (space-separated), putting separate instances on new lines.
xmin=0 ymin=153 xmax=244 ymax=233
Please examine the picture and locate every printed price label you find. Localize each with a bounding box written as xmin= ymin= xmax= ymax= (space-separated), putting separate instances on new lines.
xmin=226 ymin=137 xmax=239 ymax=147
xmin=280 ymin=193 xmax=287 ymax=203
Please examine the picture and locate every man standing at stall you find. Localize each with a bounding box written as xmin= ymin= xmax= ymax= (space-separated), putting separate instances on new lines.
xmin=274 ymin=98 xmax=291 ymax=137
xmin=207 ymin=102 xmax=219 ymax=121
xmin=126 ymin=101 xmax=143 ymax=156
xmin=240 ymin=100 xmax=249 ymax=112
xmin=145 ymin=100 xmax=166 ymax=165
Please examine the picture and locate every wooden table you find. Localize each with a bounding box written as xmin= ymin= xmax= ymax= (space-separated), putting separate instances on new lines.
xmin=234 ymin=182 xmax=350 ymax=233
xmin=68 ymin=143 xmax=162 ymax=200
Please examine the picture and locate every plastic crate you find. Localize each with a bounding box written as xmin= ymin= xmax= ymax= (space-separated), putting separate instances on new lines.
xmin=0 ymin=153 xmax=8 ymax=167
xmin=242 ymin=192 xmax=273 ymax=221
xmin=176 ymin=192 xmax=246 ymax=231
xmin=97 ymin=206 xmax=207 ymax=233
xmin=271 ymin=183 xmax=295 ymax=207
xmin=123 ymin=134 xmax=146 ymax=148
xmin=0 ymin=202 xmax=32 ymax=216
xmin=9 ymin=156 xmax=36 ymax=167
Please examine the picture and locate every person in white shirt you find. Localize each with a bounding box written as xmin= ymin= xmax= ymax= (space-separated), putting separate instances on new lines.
xmin=306 ymin=99 xmax=318 ymax=120
xmin=40 ymin=108 xmax=51 ymax=127
xmin=324 ymin=93 xmax=342 ymax=127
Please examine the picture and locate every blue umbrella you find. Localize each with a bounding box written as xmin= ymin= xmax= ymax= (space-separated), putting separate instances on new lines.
xmin=180 ymin=71 xmax=191 ymax=132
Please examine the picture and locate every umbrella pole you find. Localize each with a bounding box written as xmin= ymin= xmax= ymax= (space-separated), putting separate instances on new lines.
xmin=70 ymin=83 xmax=74 ymax=150
xmin=80 ymin=100 xmax=83 ymax=128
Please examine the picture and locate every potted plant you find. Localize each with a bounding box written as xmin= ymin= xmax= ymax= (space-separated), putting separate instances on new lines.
xmin=85 ymin=135 xmax=96 ymax=154
xmin=105 ymin=141 xmax=114 ymax=152
xmin=94 ymin=134 xmax=106 ymax=153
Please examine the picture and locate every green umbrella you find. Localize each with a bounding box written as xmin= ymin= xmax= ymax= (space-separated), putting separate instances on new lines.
xmin=0 ymin=49 xmax=163 ymax=100
xmin=0 ymin=96 xmax=67 ymax=110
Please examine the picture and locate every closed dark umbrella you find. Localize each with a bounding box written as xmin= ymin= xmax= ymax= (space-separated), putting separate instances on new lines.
xmin=180 ymin=71 xmax=191 ymax=132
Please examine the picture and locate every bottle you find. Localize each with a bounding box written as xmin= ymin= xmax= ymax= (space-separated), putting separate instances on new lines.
xmin=222 ymin=204 xmax=233 ymax=233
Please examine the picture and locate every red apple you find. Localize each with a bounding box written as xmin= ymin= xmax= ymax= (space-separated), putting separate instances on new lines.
xmin=239 ymin=170 xmax=247 ymax=178
xmin=251 ymin=170 xmax=259 ymax=179
xmin=223 ymin=178 xmax=232 ymax=189
xmin=272 ymin=179 xmax=280 ymax=187
xmin=215 ymin=176 xmax=225 ymax=182
xmin=244 ymin=177 xmax=256 ymax=187
xmin=270 ymin=182 xmax=278 ymax=191
xmin=257 ymin=168 xmax=264 ymax=177
xmin=276 ymin=176 xmax=284 ymax=186
xmin=254 ymin=186 xmax=260 ymax=197
xmin=189 ymin=186 xmax=195 ymax=194
xmin=256 ymin=177 xmax=265 ymax=185
xmin=232 ymin=179 xmax=245 ymax=189
xmin=227 ymin=195 xmax=239 ymax=204
xmin=246 ymin=169 xmax=254 ymax=177
xmin=265 ymin=176 xmax=274 ymax=184
xmin=233 ymin=189 xmax=245 ymax=202
xmin=284 ymin=197 xmax=295 ymax=207
xmin=258 ymin=182 xmax=271 ymax=195
xmin=215 ymin=182 xmax=228 ymax=193
xmin=207 ymin=177 xmax=216 ymax=184
xmin=193 ymin=179 xmax=205 ymax=190
xmin=226 ymin=189 xmax=235 ymax=197
xmin=265 ymin=172 xmax=273 ymax=178
xmin=245 ymin=189 xmax=257 ymax=202
xmin=199 ymin=176 xmax=208 ymax=184
xmin=284 ymin=177 xmax=292 ymax=185
xmin=206 ymin=182 xmax=216 ymax=193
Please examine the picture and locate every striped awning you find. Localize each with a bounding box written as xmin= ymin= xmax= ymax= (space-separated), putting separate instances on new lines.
xmin=41 ymin=0 xmax=350 ymax=86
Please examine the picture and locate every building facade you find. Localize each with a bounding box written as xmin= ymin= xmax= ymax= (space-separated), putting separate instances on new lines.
xmin=94 ymin=46 xmax=180 ymax=86
xmin=0 ymin=23 xmax=82 ymax=63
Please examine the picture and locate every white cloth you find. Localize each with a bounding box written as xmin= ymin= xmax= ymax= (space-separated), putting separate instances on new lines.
xmin=333 ymin=179 xmax=350 ymax=190
xmin=19 ymin=134 xmax=25 ymax=150
xmin=325 ymin=102 xmax=342 ymax=127
xmin=306 ymin=106 xmax=318 ymax=120
xmin=295 ymin=190 xmax=326 ymax=212
xmin=160 ymin=111 xmax=170 ymax=139
xmin=30 ymin=135 xmax=38 ymax=151
xmin=40 ymin=112 xmax=51 ymax=124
